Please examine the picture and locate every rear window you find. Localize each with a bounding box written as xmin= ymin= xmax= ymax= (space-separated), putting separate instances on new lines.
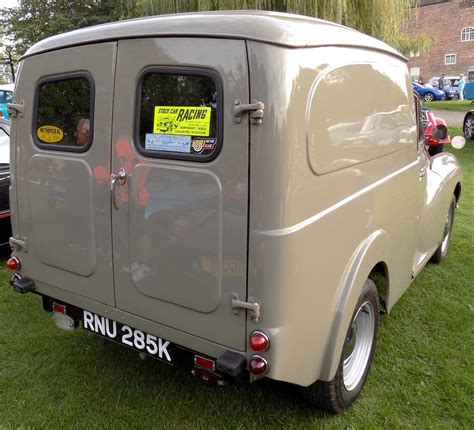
xmin=34 ymin=75 xmax=93 ymax=151
xmin=137 ymin=70 xmax=221 ymax=161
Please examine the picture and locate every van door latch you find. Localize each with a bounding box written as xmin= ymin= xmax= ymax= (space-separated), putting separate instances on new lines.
xmin=9 ymin=237 xmax=27 ymax=252
xmin=233 ymin=100 xmax=264 ymax=125
xmin=232 ymin=293 xmax=261 ymax=322
xmin=7 ymin=102 xmax=24 ymax=118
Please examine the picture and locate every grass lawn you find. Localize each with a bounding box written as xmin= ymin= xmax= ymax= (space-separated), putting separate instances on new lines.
xmin=0 ymin=129 xmax=472 ymax=429
xmin=425 ymin=100 xmax=473 ymax=111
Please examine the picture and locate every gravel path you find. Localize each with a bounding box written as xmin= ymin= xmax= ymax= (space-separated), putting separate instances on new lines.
xmin=430 ymin=109 xmax=467 ymax=126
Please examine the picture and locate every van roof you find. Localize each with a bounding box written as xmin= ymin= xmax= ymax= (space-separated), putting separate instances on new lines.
xmin=23 ymin=10 xmax=404 ymax=60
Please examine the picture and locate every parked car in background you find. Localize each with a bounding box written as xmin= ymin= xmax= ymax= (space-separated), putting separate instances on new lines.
xmin=0 ymin=84 xmax=14 ymax=119
xmin=413 ymin=82 xmax=445 ymax=102
xmin=464 ymin=110 xmax=474 ymax=140
xmin=0 ymin=118 xmax=11 ymax=245
xmin=421 ymin=107 xmax=450 ymax=155
xmin=428 ymin=76 xmax=459 ymax=100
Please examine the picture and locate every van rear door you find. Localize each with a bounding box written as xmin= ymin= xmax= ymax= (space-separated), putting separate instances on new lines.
xmin=111 ymin=38 xmax=249 ymax=351
xmin=12 ymin=43 xmax=117 ymax=305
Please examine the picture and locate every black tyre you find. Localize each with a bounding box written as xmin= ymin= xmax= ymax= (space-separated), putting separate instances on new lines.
xmin=464 ymin=113 xmax=474 ymax=140
xmin=431 ymin=195 xmax=456 ymax=264
xmin=424 ymin=92 xmax=435 ymax=102
xmin=301 ymin=279 xmax=380 ymax=413
xmin=428 ymin=143 xmax=443 ymax=156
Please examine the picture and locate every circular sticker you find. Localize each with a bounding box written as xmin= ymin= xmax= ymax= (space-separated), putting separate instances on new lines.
xmin=192 ymin=138 xmax=205 ymax=153
xmin=37 ymin=125 xmax=64 ymax=143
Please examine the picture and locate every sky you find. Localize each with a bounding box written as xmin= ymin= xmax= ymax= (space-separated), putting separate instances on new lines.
xmin=0 ymin=0 xmax=19 ymax=8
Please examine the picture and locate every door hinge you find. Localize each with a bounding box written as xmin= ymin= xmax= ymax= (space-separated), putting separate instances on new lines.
xmin=7 ymin=101 xmax=24 ymax=119
xmin=233 ymin=100 xmax=264 ymax=125
xmin=232 ymin=293 xmax=261 ymax=322
xmin=9 ymin=236 xmax=27 ymax=252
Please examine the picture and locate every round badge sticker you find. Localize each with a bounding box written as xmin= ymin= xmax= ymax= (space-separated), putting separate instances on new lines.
xmin=37 ymin=125 xmax=64 ymax=143
xmin=192 ymin=138 xmax=206 ymax=153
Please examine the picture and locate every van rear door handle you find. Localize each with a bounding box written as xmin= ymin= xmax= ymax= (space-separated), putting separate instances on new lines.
xmin=111 ymin=168 xmax=127 ymax=210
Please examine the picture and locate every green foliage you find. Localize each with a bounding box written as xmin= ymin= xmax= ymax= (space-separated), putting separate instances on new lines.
xmin=2 ymin=0 xmax=433 ymax=58
xmin=125 ymin=0 xmax=432 ymax=55
xmin=1 ymin=0 xmax=131 ymax=56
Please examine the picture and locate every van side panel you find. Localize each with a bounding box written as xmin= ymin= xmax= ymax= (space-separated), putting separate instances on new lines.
xmin=247 ymin=43 xmax=419 ymax=386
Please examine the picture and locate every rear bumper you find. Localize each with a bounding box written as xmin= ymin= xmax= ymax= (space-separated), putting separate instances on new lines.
xmin=28 ymin=280 xmax=248 ymax=377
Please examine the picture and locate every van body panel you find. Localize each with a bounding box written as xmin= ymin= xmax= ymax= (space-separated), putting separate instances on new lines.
xmin=28 ymin=155 xmax=95 ymax=276
xmin=246 ymin=43 xmax=424 ymax=385
xmin=110 ymin=38 xmax=249 ymax=350
xmin=12 ymin=42 xmax=117 ymax=306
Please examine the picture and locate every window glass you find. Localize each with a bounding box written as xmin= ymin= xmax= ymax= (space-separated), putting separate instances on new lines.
xmin=461 ymin=27 xmax=474 ymax=42
xmin=444 ymin=54 xmax=456 ymax=65
xmin=0 ymin=91 xmax=12 ymax=103
xmin=35 ymin=76 xmax=92 ymax=149
xmin=138 ymin=72 xmax=219 ymax=159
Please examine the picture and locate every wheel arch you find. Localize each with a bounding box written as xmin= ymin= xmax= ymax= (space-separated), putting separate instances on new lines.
xmin=319 ymin=230 xmax=391 ymax=381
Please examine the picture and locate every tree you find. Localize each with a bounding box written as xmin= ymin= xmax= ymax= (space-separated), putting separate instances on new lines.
xmin=1 ymin=0 xmax=134 ymax=57
xmin=119 ymin=0 xmax=433 ymax=55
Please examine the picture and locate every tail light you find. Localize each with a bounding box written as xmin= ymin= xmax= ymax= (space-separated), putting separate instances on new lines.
xmin=249 ymin=330 xmax=270 ymax=352
xmin=6 ymin=256 xmax=20 ymax=271
xmin=249 ymin=355 xmax=269 ymax=377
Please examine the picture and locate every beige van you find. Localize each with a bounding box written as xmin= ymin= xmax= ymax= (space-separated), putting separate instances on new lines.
xmin=6 ymin=11 xmax=464 ymax=413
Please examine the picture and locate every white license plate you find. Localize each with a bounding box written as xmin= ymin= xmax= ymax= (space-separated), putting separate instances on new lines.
xmin=83 ymin=310 xmax=173 ymax=363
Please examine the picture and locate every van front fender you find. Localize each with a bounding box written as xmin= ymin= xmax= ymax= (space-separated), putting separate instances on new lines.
xmin=319 ymin=229 xmax=390 ymax=381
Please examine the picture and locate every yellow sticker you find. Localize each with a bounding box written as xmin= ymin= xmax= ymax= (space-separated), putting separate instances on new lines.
xmin=153 ymin=106 xmax=211 ymax=137
xmin=37 ymin=125 xmax=64 ymax=143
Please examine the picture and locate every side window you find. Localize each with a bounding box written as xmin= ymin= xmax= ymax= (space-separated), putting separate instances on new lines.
xmin=34 ymin=75 xmax=93 ymax=151
xmin=137 ymin=70 xmax=221 ymax=162
xmin=307 ymin=62 xmax=415 ymax=175
xmin=5 ymin=91 xmax=12 ymax=103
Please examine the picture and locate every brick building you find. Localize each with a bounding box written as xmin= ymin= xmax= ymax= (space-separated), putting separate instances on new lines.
xmin=404 ymin=0 xmax=474 ymax=83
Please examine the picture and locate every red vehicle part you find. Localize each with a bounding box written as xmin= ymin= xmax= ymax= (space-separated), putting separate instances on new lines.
xmin=423 ymin=109 xmax=450 ymax=148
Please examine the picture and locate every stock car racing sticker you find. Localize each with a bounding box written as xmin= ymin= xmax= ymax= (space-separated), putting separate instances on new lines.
xmin=37 ymin=125 xmax=64 ymax=143
xmin=192 ymin=138 xmax=217 ymax=153
xmin=153 ymin=106 xmax=211 ymax=137
xmin=145 ymin=133 xmax=191 ymax=153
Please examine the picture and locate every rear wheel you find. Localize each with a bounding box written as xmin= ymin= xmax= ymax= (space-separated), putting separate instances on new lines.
xmin=464 ymin=113 xmax=474 ymax=140
xmin=431 ymin=195 xmax=456 ymax=264
xmin=301 ymin=279 xmax=379 ymax=413
xmin=424 ymin=92 xmax=435 ymax=102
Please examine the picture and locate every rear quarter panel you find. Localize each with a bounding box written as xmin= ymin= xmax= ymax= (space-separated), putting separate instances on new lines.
xmin=247 ymin=43 xmax=420 ymax=386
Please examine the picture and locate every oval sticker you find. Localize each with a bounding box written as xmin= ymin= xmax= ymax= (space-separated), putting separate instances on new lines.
xmin=37 ymin=125 xmax=64 ymax=143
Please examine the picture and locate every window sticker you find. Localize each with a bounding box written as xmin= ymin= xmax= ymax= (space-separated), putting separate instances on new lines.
xmin=153 ymin=106 xmax=211 ymax=137
xmin=145 ymin=133 xmax=191 ymax=153
xmin=37 ymin=125 xmax=64 ymax=143
xmin=192 ymin=138 xmax=217 ymax=153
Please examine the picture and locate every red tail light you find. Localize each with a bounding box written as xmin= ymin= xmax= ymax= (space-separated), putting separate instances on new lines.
xmin=249 ymin=330 xmax=270 ymax=352
xmin=249 ymin=355 xmax=269 ymax=376
xmin=6 ymin=256 xmax=20 ymax=271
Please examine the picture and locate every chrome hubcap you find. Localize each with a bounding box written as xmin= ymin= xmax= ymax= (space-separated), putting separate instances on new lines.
xmin=342 ymin=302 xmax=375 ymax=391
xmin=466 ymin=117 xmax=474 ymax=139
